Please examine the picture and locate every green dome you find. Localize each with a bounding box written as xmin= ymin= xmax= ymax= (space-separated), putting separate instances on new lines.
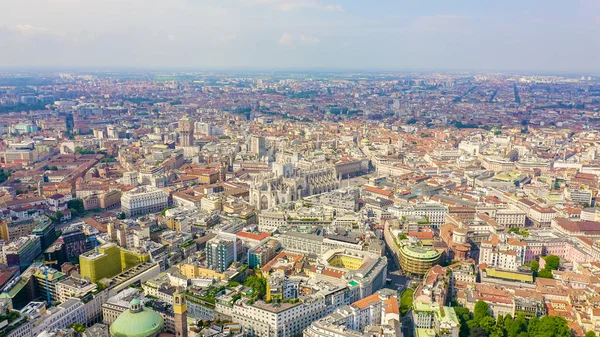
xmin=110 ymin=299 xmax=164 ymax=337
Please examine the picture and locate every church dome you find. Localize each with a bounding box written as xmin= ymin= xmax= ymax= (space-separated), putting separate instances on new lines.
xmin=110 ymin=299 xmax=165 ymax=337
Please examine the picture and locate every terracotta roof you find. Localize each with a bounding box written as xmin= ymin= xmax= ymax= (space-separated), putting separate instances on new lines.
xmin=237 ymin=232 xmax=270 ymax=241
xmin=554 ymin=218 xmax=600 ymax=235
xmin=364 ymin=185 xmax=393 ymax=198
xmin=352 ymin=293 xmax=381 ymax=309
xmin=83 ymin=217 xmax=107 ymax=233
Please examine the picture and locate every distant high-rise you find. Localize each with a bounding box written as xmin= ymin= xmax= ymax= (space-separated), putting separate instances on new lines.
xmin=206 ymin=237 xmax=240 ymax=272
xmin=251 ymin=135 xmax=266 ymax=156
xmin=178 ymin=115 xmax=194 ymax=147
xmin=65 ymin=113 xmax=74 ymax=134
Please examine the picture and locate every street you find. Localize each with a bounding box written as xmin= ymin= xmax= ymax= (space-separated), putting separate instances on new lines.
xmin=383 ymin=244 xmax=411 ymax=292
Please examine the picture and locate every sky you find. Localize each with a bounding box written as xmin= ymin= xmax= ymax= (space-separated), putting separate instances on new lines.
xmin=0 ymin=0 xmax=599 ymax=73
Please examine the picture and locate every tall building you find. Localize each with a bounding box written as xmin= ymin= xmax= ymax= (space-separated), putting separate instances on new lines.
xmin=33 ymin=266 xmax=66 ymax=303
xmin=173 ymin=289 xmax=188 ymax=337
xmin=79 ymin=243 xmax=150 ymax=282
xmin=251 ymin=135 xmax=266 ymax=156
xmin=32 ymin=218 xmax=56 ymax=251
xmin=1 ymin=217 xmax=38 ymax=241
xmin=60 ymin=228 xmax=87 ymax=262
xmin=3 ymin=235 xmax=42 ymax=271
xmin=79 ymin=243 xmax=121 ymax=282
xmin=65 ymin=113 xmax=74 ymax=134
xmin=178 ymin=115 xmax=194 ymax=147
xmin=206 ymin=237 xmax=240 ymax=272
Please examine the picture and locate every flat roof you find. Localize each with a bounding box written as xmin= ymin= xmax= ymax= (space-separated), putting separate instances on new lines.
xmin=400 ymin=244 xmax=441 ymax=260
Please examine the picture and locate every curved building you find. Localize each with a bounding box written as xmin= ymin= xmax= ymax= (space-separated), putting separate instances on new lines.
xmin=399 ymin=244 xmax=442 ymax=276
xmin=110 ymin=298 xmax=164 ymax=337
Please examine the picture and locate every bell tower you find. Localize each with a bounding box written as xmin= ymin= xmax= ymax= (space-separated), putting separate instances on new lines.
xmin=173 ymin=288 xmax=188 ymax=337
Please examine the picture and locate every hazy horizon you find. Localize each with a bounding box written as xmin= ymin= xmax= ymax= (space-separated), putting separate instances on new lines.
xmin=1 ymin=0 xmax=599 ymax=74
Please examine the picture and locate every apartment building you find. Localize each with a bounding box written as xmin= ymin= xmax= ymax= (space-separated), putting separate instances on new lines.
xmin=121 ymin=186 xmax=169 ymax=217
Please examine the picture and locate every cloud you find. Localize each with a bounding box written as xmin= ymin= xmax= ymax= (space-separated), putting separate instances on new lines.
xmin=244 ymin=0 xmax=343 ymax=12
xmin=278 ymin=32 xmax=294 ymax=46
xmin=13 ymin=24 xmax=64 ymax=38
xmin=167 ymin=34 xmax=176 ymax=41
xmin=300 ymin=35 xmax=320 ymax=45
xmin=279 ymin=33 xmax=320 ymax=47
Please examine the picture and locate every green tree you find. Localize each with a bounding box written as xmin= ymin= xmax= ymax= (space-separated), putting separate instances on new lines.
xmin=117 ymin=212 xmax=126 ymax=220
xmin=585 ymin=331 xmax=596 ymax=337
xmin=0 ymin=169 xmax=11 ymax=183
xmin=489 ymin=326 xmax=504 ymax=337
xmin=454 ymin=306 xmax=471 ymax=337
xmin=67 ymin=199 xmax=85 ymax=216
xmin=527 ymin=317 xmax=539 ymax=337
xmin=495 ymin=315 xmax=505 ymax=334
xmin=473 ymin=300 xmax=491 ymax=325
xmin=508 ymin=314 xmax=527 ymax=337
xmin=543 ymin=255 xmax=560 ymax=271
xmin=537 ymin=269 xmax=553 ymax=279
xmin=55 ymin=211 xmax=64 ymax=222
xmin=74 ymin=146 xmax=96 ymax=155
xmin=69 ymin=323 xmax=86 ymax=333
xmin=244 ymin=276 xmax=267 ymax=300
xmin=530 ymin=260 xmax=540 ymax=273
xmin=503 ymin=315 xmax=513 ymax=336
xmin=470 ymin=327 xmax=488 ymax=337
xmin=480 ymin=316 xmax=496 ymax=334
xmin=530 ymin=316 xmax=571 ymax=337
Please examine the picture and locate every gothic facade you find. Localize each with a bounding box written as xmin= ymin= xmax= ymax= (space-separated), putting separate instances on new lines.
xmin=250 ymin=166 xmax=339 ymax=211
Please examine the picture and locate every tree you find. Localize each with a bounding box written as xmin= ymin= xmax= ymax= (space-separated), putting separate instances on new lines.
xmin=117 ymin=212 xmax=126 ymax=220
xmin=67 ymin=199 xmax=85 ymax=216
xmin=495 ymin=315 xmax=505 ymax=331
xmin=530 ymin=260 xmax=540 ymax=273
xmin=69 ymin=323 xmax=86 ymax=333
xmin=543 ymin=255 xmax=560 ymax=271
xmin=480 ymin=316 xmax=496 ymax=334
xmin=470 ymin=327 xmax=488 ymax=337
xmin=454 ymin=306 xmax=472 ymax=337
xmin=503 ymin=315 xmax=513 ymax=335
xmin=537 ymin=269 xmax=553 ymax=279
xmin=530 ymin=316 xmax=571 ymax=337
xmin=489 ymin=326 xmax=504 ymax=337
xmin=55 ymin=211 xmax=64 ymax=223
xmin=585 ymin=331 xmax=596 ymax=337
xmin=473 ymin=300 xmax=491 ymax=324
xmin=244 ymin=276 xmax=266 ymax=300
xmin=0 ymin=169 xmax=11 ymax=183
xmin=508 ymin=314 xmax=527 ymax=337
xmin=527 ymin=317 xmax=539 ymax=337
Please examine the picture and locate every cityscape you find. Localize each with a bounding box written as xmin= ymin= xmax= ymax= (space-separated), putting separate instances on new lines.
xmin=1 ymin=1 xmax=600 ymax=337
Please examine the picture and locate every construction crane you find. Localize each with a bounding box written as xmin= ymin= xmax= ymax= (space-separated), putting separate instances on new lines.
xmin=8 ymin=260 xmax=58 ymax=305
